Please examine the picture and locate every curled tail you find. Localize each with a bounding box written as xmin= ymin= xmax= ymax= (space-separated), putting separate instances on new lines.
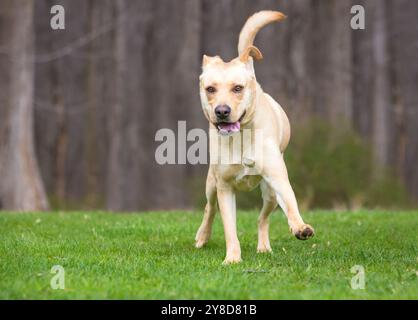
xmin=238 ymin=10 xmax=287 ymax=55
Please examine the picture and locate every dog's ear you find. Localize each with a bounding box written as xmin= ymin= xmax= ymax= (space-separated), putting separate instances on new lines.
xmin=202 ymin=54 xmax=211 ymax=66
xmin=239 ymin=46 xmax=263 ymax=63
xmin=202 ymin=54 xmax=222 ymax=67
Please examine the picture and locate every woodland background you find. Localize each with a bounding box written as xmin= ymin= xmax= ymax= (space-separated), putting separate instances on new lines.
xmin=0 ymin=0 xmax=417 ymax=211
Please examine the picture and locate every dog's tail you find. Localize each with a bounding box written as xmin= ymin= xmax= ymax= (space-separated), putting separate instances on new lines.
xmin=238 ymin=10 xmax=287 ymax=55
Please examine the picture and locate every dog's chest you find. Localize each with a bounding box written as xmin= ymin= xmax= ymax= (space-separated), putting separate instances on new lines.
xmin=223 ymin=165 xmax=262 ymax=191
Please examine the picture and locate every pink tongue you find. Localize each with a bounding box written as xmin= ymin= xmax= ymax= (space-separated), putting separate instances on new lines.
xmin=218 ymin=121 xmax=240 ymax=135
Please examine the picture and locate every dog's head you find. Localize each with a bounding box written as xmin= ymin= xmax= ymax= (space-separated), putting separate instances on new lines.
xmin=199 ymin=46 xmax=262 ymax=135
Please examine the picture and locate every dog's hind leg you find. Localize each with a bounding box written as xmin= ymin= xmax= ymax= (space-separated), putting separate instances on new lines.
xmin=195 ymin=168 xmax=217 ymax=248
xmin=257 ymin=181 xmax=277 ymax=253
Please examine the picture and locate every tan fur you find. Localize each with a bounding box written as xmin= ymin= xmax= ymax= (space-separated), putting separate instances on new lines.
xmin=238 ymin=11 xmax=287 ymax=55
xmin=196 ymin=11 xmax=314 ymax=264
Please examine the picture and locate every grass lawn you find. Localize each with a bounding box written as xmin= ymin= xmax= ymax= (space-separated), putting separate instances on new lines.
xmin=0 ymin=210 xmax=417 ymax=299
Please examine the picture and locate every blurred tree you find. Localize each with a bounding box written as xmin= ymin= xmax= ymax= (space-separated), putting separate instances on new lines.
xmin=106 ymin=0 xmax=128 ymax=210
xmin=0 ymin=0 xmax=49 ymax=210
xmin=388 ymin=0 xmax=418 ymax=200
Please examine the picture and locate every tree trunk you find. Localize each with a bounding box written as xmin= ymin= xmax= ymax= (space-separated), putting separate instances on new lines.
xmin=107 ymin=0 xmax=128 ymax=211
xmin=389 ymin=0 xmax=418 ymax=196
xmin=0 ymin=0 xmax=49 ymax=210
xmin=371 ymin=0 xmax=391 ymax=166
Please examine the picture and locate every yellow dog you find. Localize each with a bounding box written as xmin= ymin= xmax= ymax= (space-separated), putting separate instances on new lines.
xmin=196 ymin=11 xmax=315 ymax=264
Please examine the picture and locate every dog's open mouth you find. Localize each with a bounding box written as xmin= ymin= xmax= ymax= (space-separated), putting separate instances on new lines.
xmin=216 ymin=111 xmax=246 ymax=136
xmin=217 ymin=122 xmax=240 ymax=135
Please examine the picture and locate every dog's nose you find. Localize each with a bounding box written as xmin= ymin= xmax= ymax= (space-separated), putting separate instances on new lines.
xmin=215 ymin=105 xmax=231 ymax=119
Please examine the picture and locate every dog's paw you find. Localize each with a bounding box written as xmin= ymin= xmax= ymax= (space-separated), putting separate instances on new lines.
xmin=195 ymin=227 xmax=211 ymax=248
xmin=222 ymin=255 xmax=242 ymax=265
xmin=195 ymin=238 xmax=208 ymax=248
xmin=257 ymin=244 xmax=272 ymax=253
xmin=293 ymin=224 xmax=315 ymax=240
xmin=223 ymin=247 xmax=242 ymax=264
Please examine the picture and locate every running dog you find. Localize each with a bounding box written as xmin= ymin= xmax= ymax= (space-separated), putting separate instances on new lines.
xmin=196 ymin=11 xmax=314 ymax=264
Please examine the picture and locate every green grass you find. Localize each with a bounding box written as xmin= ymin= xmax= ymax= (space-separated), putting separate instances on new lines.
xmin=0 ymin=210 xmax=417 ymax=299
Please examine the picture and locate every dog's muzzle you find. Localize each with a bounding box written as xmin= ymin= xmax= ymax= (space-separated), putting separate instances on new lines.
xmin=215 ymin=111 xmax=246 ymax=136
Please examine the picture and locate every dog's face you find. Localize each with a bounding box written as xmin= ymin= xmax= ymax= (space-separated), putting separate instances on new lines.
xmin=199 ymin=46 xmax=262 ymax=135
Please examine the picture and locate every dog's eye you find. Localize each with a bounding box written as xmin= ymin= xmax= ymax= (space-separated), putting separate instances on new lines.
xmin=206 ymin=86 xmax=216 ymax=94
xmin=232 ymin=85 xmax=244 ymax=93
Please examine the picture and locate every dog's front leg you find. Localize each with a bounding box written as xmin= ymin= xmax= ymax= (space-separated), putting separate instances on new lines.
xmin=217 ymin=183 xmax=241 ymax=264
xmin=195 ymin=168 xmax=217 ymax=248
xmin=263 ymin=155 xmax=314 ymax=240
